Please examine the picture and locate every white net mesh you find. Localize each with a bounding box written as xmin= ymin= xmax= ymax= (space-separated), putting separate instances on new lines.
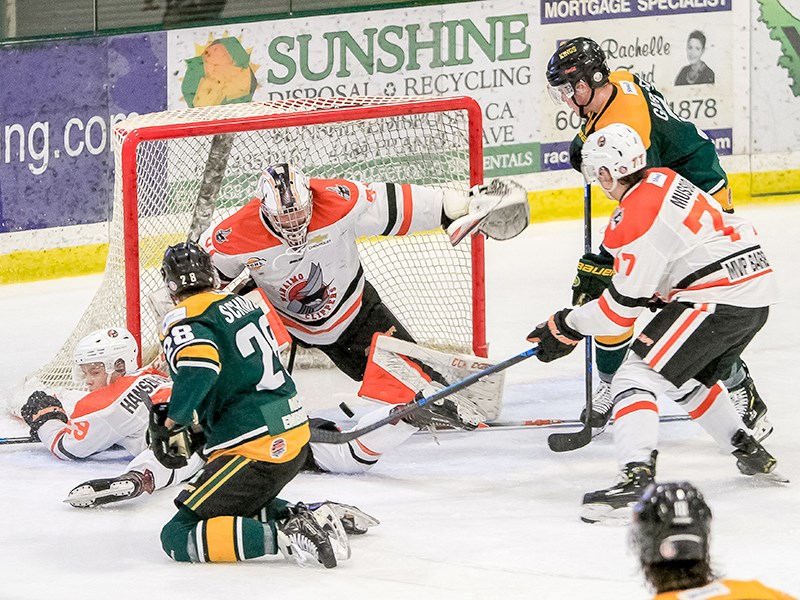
xmin=24 ymin=96 xmax=483 ymax=396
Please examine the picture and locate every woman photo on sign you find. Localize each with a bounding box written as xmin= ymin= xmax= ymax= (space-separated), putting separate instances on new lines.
xmin=675 ymin=30 xmax=715 ymax=86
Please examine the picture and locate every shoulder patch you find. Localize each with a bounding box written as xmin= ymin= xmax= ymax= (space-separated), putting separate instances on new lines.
xmin=326 ymin=184 xmax=352 ymax=201
xmin=609 ymin=206 xmax=624 ymax=230
xmin=620 ymin=80 xmax=639 ymax=95
xmin=161 ymin=306 xmax=188 ymax=337
xmin=646 ymin=172 xmax=668 ymax=187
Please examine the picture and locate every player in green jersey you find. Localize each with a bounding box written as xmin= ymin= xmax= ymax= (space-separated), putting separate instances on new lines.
xmin=151 ymin=240 xmax=350 ymax=568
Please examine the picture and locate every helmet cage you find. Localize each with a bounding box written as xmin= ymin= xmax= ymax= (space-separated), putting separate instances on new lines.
xmin=257 ymin=163 xmax=312 ymax=251
xmin=72 ymin=327 xmax=139 ymax=385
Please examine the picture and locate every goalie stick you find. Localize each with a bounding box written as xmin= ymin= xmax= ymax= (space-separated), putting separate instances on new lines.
xmin=548 ymin=182 xmax=594 ymax=453
xmin=310 ymin=347 xmax=537 ymax=444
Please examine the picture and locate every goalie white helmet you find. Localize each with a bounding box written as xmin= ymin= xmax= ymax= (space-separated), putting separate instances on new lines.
xmin=256 ymin=163 xmax=312 ymax=251
xmin=581 ymin=123 xmax=647 ymax=195
xmin=72 ymin=327 xmax=139 ymax=385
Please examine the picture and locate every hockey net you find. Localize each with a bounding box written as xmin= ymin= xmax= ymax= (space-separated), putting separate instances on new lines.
xmin=19 ymin=96 xmax=485 ymax=403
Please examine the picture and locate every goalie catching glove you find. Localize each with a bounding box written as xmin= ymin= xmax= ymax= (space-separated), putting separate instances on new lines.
xmin=147 ymin=403 xmax=206 ymax=469
xmin=21 ymin=391 xmax=68 ymax=440
xmin=443 ymin=179 xmax=529 ymax=246
xmin=527 ymin=309 xmax=583 ymax=363
xmin=572 ymin=252 xmax=615 ymax=306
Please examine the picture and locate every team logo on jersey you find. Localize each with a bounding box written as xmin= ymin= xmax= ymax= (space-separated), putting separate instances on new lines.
xmin=270 ymin=437 xmax=287 ymax=459
xmin=326 ymin=184 xmax=352 ymax=201
xmin=279 ymin=262 xmax=337 ymax=319
xmin=215 ymin=227 xmax=232 ymax=244
xmin=610 ymin=206 xmax=624 ymax=229
xmin=246 ymin=256 xmax=269 ymax=271
xmin=307 ymin=233 xmax=330 ymax=248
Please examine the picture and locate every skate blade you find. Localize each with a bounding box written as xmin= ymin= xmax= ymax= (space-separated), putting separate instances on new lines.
xmin=64 ymin=481 xmax=135 ymax=507
xmin=311 ymin=505 xmax=351 ymax=561
xmin=752 ymin=419 xmax=774 ymax=442
xmin=579 ymin=503 xmax=633 ymax=526
xmin=751 ymin=469 xmax=790 ymax=484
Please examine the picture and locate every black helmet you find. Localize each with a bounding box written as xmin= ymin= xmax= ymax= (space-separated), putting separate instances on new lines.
xmin=161 ymin=241 xmax=217 ymax=299
xmin=631 ymin=482 xmax=712 ymax=564
xmin=546 ymin=37 xmax=610 ymax=89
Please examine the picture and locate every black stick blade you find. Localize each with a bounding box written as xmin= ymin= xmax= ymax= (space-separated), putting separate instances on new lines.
xmin=547 ymin=426 xmax=592 ymax=452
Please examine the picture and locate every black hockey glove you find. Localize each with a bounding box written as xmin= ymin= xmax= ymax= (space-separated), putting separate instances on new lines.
xmin=21 ymin=391 xmax=68 ymax=440
xmin=147 ymin=403 xmax=205 ymax=469
xmin=527 ymin=309 xmax=583 ymax=363
xmin=572 ymin=252 xmax=615 ymax=306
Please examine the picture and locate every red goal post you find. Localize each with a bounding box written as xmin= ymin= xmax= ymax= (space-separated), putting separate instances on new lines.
xmin=26 ymin=95 xmax=486 ymax=395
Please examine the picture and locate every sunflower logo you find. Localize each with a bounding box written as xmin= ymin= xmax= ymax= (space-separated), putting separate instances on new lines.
xmin=181 ymin=33 xmax=260 ymax=108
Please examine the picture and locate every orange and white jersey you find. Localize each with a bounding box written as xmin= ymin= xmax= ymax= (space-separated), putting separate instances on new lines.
xmin=654 ymin=579 xmax=797 ymax=599
xmin=36 ymin=368 xmax=170 ymax=461
xmin=568 ymin=168 xmax=779 ymax=337
xmin=201 ymin=178 xmax=444 ymax=345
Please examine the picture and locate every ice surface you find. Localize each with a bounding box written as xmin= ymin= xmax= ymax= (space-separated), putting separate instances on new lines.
xmin=1 ymin=203 xmax=798 ymax=599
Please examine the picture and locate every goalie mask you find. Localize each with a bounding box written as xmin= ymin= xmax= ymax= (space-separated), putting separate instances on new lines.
xmin=256 ymin=163 xmax=312 ymax=251
xmin=72 ymin=327 xmax=139 ymax=386
xmin=161 ymin=241 xmax=217 ymax=300
xmin=630 ymin=481 xmax=712 ymax=565
xmin=581 ymin=123 xmax=647 ymax=197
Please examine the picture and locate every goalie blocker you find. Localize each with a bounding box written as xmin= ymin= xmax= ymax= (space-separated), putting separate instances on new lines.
xmin=358 ymin=334 xmax=505 ymax=426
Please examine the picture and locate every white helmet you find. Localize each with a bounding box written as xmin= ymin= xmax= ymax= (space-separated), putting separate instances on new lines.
xmin=581 ymin=123 xmax=647 ymax=188
xmin=256 ymin=163 xmax=312 ymax=251
xmin=72 ymin=327 xmax=139 ymax=384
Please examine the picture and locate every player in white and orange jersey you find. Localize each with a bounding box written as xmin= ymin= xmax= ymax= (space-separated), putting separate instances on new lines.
xmin=20 ymin=323 xmax=474 ymax=509
xmin=631 ymin=481 xmax=796 ymax=600
xmin=20 ymin=327 xmax=204 ymax=507
xmin=200 ymin=162 xmax=528 ymax=381
xmin=526 ymin=124 xmax=785 ymax=524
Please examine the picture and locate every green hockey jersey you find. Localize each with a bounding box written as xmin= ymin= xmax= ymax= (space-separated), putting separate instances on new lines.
xmin=160 ymin=291 xmax=309 ymax=462
xmin=570 ymin=71 xmax=728 ymax=205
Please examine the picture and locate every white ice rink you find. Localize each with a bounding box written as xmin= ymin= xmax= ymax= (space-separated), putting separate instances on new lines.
xmin=1 ymin=202 xmax=798 ymax=599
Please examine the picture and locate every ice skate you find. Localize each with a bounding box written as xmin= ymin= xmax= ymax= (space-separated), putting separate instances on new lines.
xmin=579 ymin=380 xmax=614 ymax=436
xmin=278 ymin=504 xmax=338 ymax=568
xmin=308 ymin=501 xmax=380 ymax=535
xmin=731 ymin=429 xmax=788 ymax=484
xmin=580 ymin=451 xmax=657 ymax=525
xmin=64 ymin=469 xmax=155 ymax=508
xmin=307 ymin=503 xmax=351 ymax=562
xmin=729 ymin=365 xmax=773 ymax=441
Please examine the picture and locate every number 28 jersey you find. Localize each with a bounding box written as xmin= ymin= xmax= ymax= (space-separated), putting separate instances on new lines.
xmin=160 ymin=291 xmax=309 ymax=462
xmin=567 ymin=168 xmax=779 ymax=337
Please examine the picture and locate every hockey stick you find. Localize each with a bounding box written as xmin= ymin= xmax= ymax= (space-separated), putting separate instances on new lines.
xmin=0 ymin=435 xmax=37 ymax=445
xmin=186 ymin=133 xmax=235 ymax=243
xmin=432 ymin=413 xmax=693 ymax=433
xmin=548 ymin=182 xmax=594 ymax=453
xmin=310 ymin=347 xmax=538 ymax=444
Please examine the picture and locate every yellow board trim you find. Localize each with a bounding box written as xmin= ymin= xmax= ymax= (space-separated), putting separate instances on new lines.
xmin=0 ymin=244 xmax=108 ymax=284
xmin=205 ymin=516 xmax=239 ymax=562
xmin=2 ymin=168 xmax=798 ymax=285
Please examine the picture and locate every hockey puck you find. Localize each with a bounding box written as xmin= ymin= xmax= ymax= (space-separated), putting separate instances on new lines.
xmin=339 ymin=402 xmax=355 ymax=418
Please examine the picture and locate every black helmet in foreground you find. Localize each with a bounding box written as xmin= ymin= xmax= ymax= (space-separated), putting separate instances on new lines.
xmin=161 ymin=241 xmax=217 ymax=299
